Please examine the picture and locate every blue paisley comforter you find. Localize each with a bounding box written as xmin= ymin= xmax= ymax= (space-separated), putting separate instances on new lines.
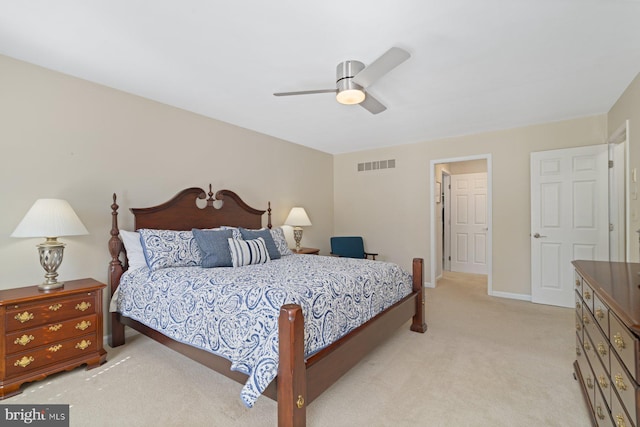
xmin=114 ymin=254 xmax=413 ymax=407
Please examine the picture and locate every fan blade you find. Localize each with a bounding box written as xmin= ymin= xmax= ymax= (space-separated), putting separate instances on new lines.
xmin=359 ymin=93 xmax=387 ymax=114
xmin=274 ymin=89 xmax=337 ymax=96
xmin=352 ymin=47 xmax=410 ymax=88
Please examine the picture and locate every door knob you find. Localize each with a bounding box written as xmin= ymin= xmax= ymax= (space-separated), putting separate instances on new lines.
xmin=533 ymin=233 xmax=547 ymax=238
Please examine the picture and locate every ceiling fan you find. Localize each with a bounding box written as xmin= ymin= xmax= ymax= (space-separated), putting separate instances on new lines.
xmin=273 ymin=47 xmax=410 ymax=114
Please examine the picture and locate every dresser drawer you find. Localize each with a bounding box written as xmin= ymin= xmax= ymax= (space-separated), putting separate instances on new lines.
xmin=5 ymin=334 xmax=97 ymax=378
xmin=583 ymin=281 xmax=595 ymax=314
xmin=609 ymin=313 xmax=639 ymax=382
xmin=5 ymin=293 xmax=97 ymax=332
xmin=611 ymin=350 xmax=638 ymax=426
xmin=575 ymin=271 xmax=584 ymax=297
xmin=611 ymin=391 xmax=635 ymax=427
xmin=583 ymin=334 xmax=598 ymax=404
xmin=5 ymin=314 xmax=97 ymax=354
xmin=593 ymin=294 xmax=609 ymax=338
xmin=594 ymin=385 xmax=614 ymax=427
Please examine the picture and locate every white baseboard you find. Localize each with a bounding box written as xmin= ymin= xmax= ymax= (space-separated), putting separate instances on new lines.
xmin=424 ymin=282 xmax=434 ymax=288
xmin=489 ymin=290 xmax=531 ymax=302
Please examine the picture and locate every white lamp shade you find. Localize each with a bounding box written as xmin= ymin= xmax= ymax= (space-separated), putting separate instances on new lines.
xmin=284 ymin=207 xmax=312 ymax=227
xmin=11 ymin=199 xmax=89 ymax=238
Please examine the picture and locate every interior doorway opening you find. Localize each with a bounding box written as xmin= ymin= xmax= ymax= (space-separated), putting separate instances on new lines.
xmin=430 ymin=155 xmax=493 ymax=295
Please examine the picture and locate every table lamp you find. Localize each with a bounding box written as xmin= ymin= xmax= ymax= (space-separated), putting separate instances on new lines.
xmin=11 ymin=199 xmax=89 ymax=291
xmin=285 ymin=207 xmax=312 ymax=251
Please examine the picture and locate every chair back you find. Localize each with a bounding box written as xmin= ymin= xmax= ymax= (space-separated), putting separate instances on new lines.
xmin=330 ymin=236 xmax=365 ymax=259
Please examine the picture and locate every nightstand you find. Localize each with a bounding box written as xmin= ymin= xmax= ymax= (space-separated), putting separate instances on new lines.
xmin=0 ymin=278 xmax=107 ymax=399
xmin=291 ymin=247 xmax=320 ymax=255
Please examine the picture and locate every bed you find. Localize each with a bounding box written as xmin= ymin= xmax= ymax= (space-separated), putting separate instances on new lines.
xmin=107 ymin=185 xmax=427 ymax=427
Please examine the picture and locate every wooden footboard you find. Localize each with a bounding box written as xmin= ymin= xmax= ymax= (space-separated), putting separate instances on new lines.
xmin=107 ymin=188 xmax=427 ymax=427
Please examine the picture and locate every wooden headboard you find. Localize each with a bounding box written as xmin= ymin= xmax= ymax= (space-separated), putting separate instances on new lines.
xmin=108 ymin=185 xmax=271 ymax=295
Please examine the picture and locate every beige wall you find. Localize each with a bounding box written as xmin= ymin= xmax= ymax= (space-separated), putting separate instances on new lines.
xmin=608 ymin=72 xmax=640 ymax=261
xmin=334 ymin=115 xmax=607 ymax=296
xmin=0 ymin=55 xmax=333 ymax=290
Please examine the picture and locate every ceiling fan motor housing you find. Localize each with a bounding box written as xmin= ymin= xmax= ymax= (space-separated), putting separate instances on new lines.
xmin=336 ymin=60 xmax=365 ymax=104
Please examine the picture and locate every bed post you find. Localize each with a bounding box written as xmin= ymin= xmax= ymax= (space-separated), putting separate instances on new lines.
xmin=278 ymin=304 xmax=306 ymax=427
xmin=108 ymin=193 xmax=126 ymax=347
xmin=410 ymin=258 xmax=428 ymax=333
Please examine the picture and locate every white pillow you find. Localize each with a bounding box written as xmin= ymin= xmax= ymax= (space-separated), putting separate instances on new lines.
xmin=228 ymin=237 xmax=271 ymax=267
xmin=270 ymin=227 xmax=293 ymax=256
xmin=119 ymin=230 xmax=147 ymax=270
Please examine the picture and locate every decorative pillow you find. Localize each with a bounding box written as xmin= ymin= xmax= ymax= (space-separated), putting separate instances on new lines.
xmin=220 ymin=226 xmax=242 ymax=239
xmin=192 ymin=228 xmax=234 ymax=268
xmin=228 ymin=237 xmax=271 ymax=267
xmin=239 ymin=228 xmax=281 ymax=260
xmin=119 ymin=230 xmax=147 ymax=270
xmin=270 ymin=227 xmax=293 ymax=256
xmin=139 ymin=229 xmax=201 ymax=271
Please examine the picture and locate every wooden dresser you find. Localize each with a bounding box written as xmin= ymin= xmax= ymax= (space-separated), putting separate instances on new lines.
xmin=573 ymin=260 xmax=640 ymax=427
xmin=0 ymin=278 xmax=107 ymax=399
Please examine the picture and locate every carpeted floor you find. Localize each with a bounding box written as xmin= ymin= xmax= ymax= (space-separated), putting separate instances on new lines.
xmin=5 ymin=271 xmax=591 ymax=426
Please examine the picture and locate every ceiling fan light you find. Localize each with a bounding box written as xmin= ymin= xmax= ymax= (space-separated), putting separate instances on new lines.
xmin=336 ymin=89 xmax=365 ymax=105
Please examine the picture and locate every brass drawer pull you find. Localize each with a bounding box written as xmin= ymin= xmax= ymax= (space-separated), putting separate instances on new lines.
xmin=576 ymin=346 xmax=582 ymax=357
xmin=613 ymin=333 xmax=626 ymax=350
xmin=14 ymin=356 xmax=34 ymax=368
xmin=584 ymin=340 xmax=591 ymax=351
xmin=614 ymin=374 xmax=627 ymax=391
xmin=48 ymin=344 xmax=62 ymax=352
xmin=75 ymin=302 xmax=91 ymax=312
xmin=575 ymin=279 xmax=580 ymax=287
xmin=576 ymin=322 xmax=582 ymax=331
xmin=49 ymin=324 xmax=63 ymax=332
xmin=14 ymin=334 xmax=35 ymax=346
xmin=14 ymin=311 xmax=34 ymax=323
xmin=595 ymin=308 xmax=605 ymax=320
xmin=75 ymin=320 xmax=91 ymax=331
xmin=584 ymin=290 xmax=591 ymax=300
xmin=586 ymin=376 xmax=594 ymax=389
xmin=597 ymin=343 xmax=607 ymax=356
xmin=615 ymin=414 xmax=627 ymax=427
xmin=598 ymin=375 xmax=608 ymax=389
xmin=49 ymin=303 xmax=62 ymax=311
xmin=596 ymin=405 xmax=606 ymax=420
xmin=576 ymin=301 xmax=581 ymax=310
xmin=75 ymin=340 xmax=91 ymax=350
xmin=583 ymin=315 xmax=590 ymax=325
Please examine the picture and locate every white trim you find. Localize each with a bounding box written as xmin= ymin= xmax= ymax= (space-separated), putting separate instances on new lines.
xmin=424 ymin=282 xmax=435 ymax=288
xmin=489 ymin=291 xmax=531 ymax=302
xmin=429 ymin=154 xmax=493 ymax=295
xmin=607 ymin=120 xmax=630 ymax=261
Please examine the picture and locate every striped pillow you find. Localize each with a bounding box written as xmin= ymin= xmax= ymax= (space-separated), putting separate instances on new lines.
xmin=228 ymin=237 xmax=271 ymax=267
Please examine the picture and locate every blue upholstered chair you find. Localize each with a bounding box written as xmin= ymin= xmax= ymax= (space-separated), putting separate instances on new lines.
xmin=330 ymin=236 xmax=377 ymax=260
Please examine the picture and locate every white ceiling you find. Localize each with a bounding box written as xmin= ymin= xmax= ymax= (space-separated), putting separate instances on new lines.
xmin=1 ymin=1 xmax=639 ymax=154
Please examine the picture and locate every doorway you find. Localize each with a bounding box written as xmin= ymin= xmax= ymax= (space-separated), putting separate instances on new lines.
xmin=430 ymin=154 xmax=492 ymax=294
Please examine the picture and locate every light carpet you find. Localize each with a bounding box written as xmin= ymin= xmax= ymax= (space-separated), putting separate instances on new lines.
xmin=5 ymin=271 xmax=591 ymax=426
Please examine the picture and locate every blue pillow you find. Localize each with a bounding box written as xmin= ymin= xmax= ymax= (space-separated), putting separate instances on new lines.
xmin=192 ymin=228 xmax=234 ymax=268
xmin=239 ymin=228 xmax=281 ymax=260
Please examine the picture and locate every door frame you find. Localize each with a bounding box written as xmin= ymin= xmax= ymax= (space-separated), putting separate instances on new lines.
xmin=429 ymin=154 xmax=493 ymax=294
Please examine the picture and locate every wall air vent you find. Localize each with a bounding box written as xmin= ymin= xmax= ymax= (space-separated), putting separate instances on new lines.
xmin=357 ymin=159 xmax=395 ymax=172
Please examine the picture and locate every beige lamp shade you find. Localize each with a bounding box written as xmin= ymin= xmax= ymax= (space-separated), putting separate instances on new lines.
xmin=12 ymin=199 xmax=89 ymax=291
xmin=284 ymin=207 xmax=312 ymax=227
xmin=12 ymin=199 xmax=88 ymax=238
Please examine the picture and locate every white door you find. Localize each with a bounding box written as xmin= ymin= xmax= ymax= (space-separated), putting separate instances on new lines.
xmin=450 ymin=173 xmax=488 ymax=274
xmin=530 ymin=145 xmax=609 ymax=308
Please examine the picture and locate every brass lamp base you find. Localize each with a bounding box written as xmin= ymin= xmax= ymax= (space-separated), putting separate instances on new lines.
xmin=37 ymin=238 xmax=65 ymax=291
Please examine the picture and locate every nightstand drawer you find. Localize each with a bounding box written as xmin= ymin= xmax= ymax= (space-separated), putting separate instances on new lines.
xmin=5 ymin=293 xmax=97 ymax=332
xmin=5 ymin=333 xmax=97 ymax=378
xmin=5 ymin=314 xmax=97 ymax=354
